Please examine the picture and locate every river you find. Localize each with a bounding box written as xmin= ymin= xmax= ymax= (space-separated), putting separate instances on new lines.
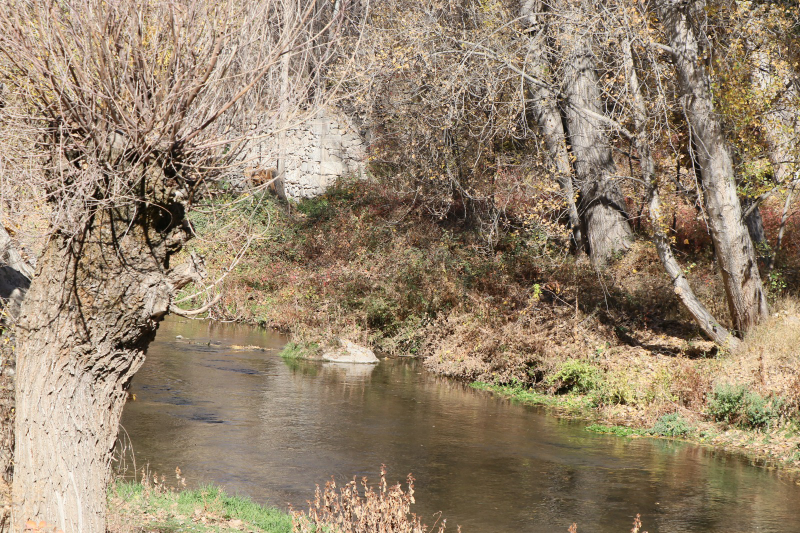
xmin=119 ymin=318 xmax=800 ymax=533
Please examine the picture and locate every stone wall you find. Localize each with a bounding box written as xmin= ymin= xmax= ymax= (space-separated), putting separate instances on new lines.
xmin=238 ymin=108 xmax=366 ymax=200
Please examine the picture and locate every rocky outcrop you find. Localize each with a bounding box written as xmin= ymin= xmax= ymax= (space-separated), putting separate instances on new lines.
xmin=238 ymin=108 xmax=366 ymax=200
xmin=321 ymin=339 xmax=379 ymax=364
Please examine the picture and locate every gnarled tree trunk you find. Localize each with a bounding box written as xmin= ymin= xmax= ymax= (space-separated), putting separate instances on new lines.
xmin=559 ymin=19 xmax=633 ymax=266
xmin=656 ymin=0 xmax=768 ymax=333
xmin=12 ymin=196 xmax=193 ymax=532
xmin=743 ymin=197 xmax=769 ymax=265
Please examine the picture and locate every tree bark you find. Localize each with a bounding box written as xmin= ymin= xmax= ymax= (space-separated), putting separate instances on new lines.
xmin=742 ymin=197 xmax=770 ymax=267
xmin=621 ymin=35 xmax=739 ymax=349
xmin=520 ymin=1 xmax=584 ymax=254
xmin=656 ymin=0 xmax=768 ymax=333
xmin=559 ymin=17 xmax=633 ymax=267
xmin=774 ymin=174 xmax=799 ymax=266
xmin=12 ymin=194 xmax=192 ymax=532
xmin=276 ymin=50 xmax=291 ymax=201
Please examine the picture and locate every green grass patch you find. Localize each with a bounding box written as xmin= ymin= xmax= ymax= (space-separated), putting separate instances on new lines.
xmin=108 ymin=481 xmax=292 ymax=533
xmin=585 ymin=424 xmax=647 ymax=437
xmin=278 ymin=341 xmax=320 ymax=360
xmin=471 ymin=381 xmax=595 ymax=411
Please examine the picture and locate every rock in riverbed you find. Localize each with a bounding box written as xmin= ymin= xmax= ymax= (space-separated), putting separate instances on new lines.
xmin=321 ymin=339 xmax=379 ymax=364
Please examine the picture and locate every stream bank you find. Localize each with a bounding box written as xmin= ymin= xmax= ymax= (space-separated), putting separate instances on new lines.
xmin=119 ymin=318 xmax=800 ymax=533
xmin=176 ymin=181 xmax=800 ymax=476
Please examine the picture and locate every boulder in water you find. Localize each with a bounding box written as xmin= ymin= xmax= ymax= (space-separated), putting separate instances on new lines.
xmin=321 ymin=339 xmax=379 ymax=364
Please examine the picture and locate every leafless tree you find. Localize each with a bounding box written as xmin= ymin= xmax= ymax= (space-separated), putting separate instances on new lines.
xmin=520 ymin=0 xmax=584 ymax=255
xmin=653 ymin=0 xmax=768 ymax=333
xmin=553 ymin=0 xmax=634 ymax=267
xmin=607 ymin=2 xmax=741 ymax=348
xmin=0 ymin=0 xmax=339 ymax=531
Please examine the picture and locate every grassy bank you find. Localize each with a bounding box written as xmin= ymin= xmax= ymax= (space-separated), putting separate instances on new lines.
xmin=474 ymin=368 xmax=800 ymax=471
xmin=178 ymin=177 xmax=800 ymax=472
xmin=107 ymin=481 xmax=292 ymax=533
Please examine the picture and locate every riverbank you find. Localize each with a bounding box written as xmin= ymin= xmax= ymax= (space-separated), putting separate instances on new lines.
xmin=472 ymin=380 xmax=800 ymax=475
xmin=178 ymin=179 xmax=800 ymax=475
xmin=106 ymin=481 xmax=292 ymax=533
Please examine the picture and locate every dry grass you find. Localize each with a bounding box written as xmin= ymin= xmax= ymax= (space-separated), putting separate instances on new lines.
xmin=724 ymin=296 xmax=800 ymax=410
xmin=291 ymin=466 xmax=451 ymax=533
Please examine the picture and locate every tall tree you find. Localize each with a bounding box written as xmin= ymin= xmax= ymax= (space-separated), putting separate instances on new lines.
xmin=520 ymin=0 xmax=583 ymax=254
xmin=556 ymin=0 xmax=634 ymax=266
xmin=617 ymin=15 xmax=740 ymax=348
xmin=744 ymin=5 xmax=800 ymax=266
xmin=0 ymin=0 xmax=326 ymax=530
xmin=654 ymin=0 xmax=768 ymax=333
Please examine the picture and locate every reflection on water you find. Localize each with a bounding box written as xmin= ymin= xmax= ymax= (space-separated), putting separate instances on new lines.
xmin=120 ymin=319 xmax=800 ymax=533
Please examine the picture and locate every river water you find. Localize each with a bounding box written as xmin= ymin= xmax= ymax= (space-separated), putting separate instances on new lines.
xmin=119 ymin=318 xmax=800 ymax=533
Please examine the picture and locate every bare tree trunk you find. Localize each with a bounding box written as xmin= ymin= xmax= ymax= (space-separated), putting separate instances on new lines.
xmin=774 ymin=174 xmax=799 ymax=268
xmin=520 ymin=1 xmax=584 ymax=254
xmin=559 ymin=16 xmax=632 ymax=267
xmin=622 ymin=35 xmax=739 ymax=349
xmin=656 ymin=0 xmax=768 ymax=333
xmin=648 ymin=184 xmax=740 ymax=348
xmin=12 ymin=199 xmax=193 ymax=532
xmin=743 ymin=197 xmax=770 ymax=267
xmin=276 ymin=46 xmax=291 ymax=200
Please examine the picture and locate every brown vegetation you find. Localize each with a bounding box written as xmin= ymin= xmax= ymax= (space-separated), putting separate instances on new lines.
xmin=179 ymin=172 xmax=800 ymax=468
xmin=0 ymin=0 xmax=799 ymax=530
xmin=291 ymin=466 xmax=448 ymax=533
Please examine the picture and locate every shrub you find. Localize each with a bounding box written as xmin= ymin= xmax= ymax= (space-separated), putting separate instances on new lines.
xmin=706 ymin=384 xmax=748 ymax=424
xmin=364 ymin=295 xmax=399 ymax=330
xmin=296 ymin=196 xmax=334 ymax=222
xmin=706 ymin=384 xmax=781 ymax=429
xmin=291 ymin=466 xmax=447 ymax=533
xmin=650 ymin=413 xmax=692 ymax=437
xmin=546 ymin=359 xmax=602 ymax=394
xmin=745 ymin=393 xmax=784 ymax=429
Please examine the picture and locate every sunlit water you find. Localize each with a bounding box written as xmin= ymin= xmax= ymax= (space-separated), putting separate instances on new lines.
xmin=119 ymin=318 xmax=800 ymax=533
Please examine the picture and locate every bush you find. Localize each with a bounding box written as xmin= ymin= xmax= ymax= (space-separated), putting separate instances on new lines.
xmin=706 ymin=384 xmax=781 ymax=429
xmin=364 ymin=295 xmax=399 ymax=330
xmin=547 ymin=359 xmax=602 ymax=394
xmin=291 ymin=466 xmax=447 ymax=533
xmin=296 ymin=196 xmax=334 ymax=222
xmin=650 ymin=413 xmax=692 ymax=437
xmin=706 ymin=384 xmax=748 ymax=424
xmin=745 ymin=393 xmax=784 ymax=429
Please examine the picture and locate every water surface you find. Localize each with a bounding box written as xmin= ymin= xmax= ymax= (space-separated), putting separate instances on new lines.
xmin=120 ymin=318 xmax=800 ymax=532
